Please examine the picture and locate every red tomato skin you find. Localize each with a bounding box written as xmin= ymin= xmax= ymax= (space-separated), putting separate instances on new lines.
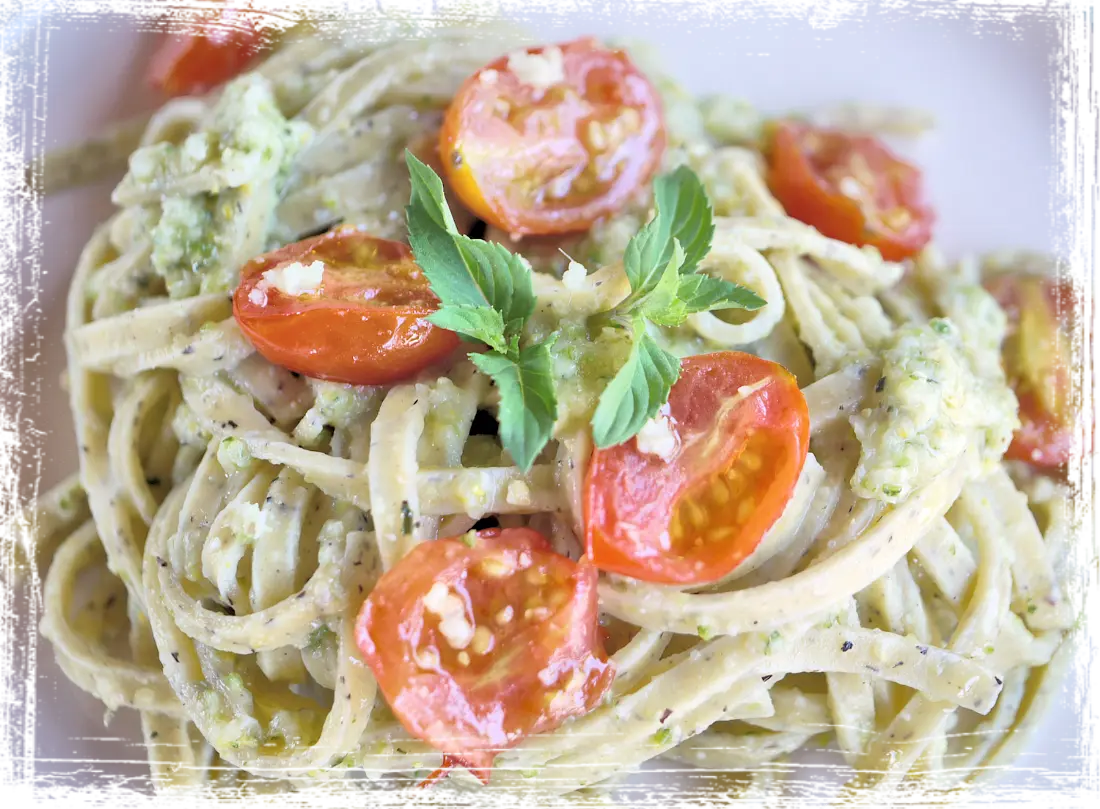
xmin=233 ymin=229 xmax=459 ymax=386
xmin=985 ymin=274 xmax=1078 ymax=469
xmin=149 ymin=12 xmax=263 ymax=97
xmin=354 ymin=529 xmax=613 ymax=781
xmin=767 ymin=122 xmax=934 ymax=262
xmin=234 ymin=304 xmax=453 ymax=386
xmin=584 ymin=352 xmax=810 ymax=585
xmin=441 ymin=38 xmax=665 ymax=236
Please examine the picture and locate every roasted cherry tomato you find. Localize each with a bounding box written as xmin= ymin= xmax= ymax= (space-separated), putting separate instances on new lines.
xmin=440 ymin=38 xmax=665 ymax=236
xmin=148 ymin=9 xmax=264 ymax=97
xmin=986 ymin=274 xmax=1076 ymax=468
xmin=233 ymin=227 xmax=459 ymax=385
xmin=355 ymin=528 xmax=613 ymax=783
xmin=766 ymin=121 xmax=934 ymax=261
xmin=584 ymin=352 xmax=810 ymax=585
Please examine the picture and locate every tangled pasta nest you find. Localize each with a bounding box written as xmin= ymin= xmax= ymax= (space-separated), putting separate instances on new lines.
xmin=10 ymin=20 xmax=1077 ymax=803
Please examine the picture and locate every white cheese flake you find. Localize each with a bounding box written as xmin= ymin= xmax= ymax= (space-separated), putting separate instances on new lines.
xmin=561 ymin=260 xmax=589 ymax=290
xmin=505 ymin=480 xmax=532 ymax=506
xmin=258 ymin=260 xmax=325 ymax=297
xmin=422 ymin=582 xmax=474 ymax=650
xmin=479 ymin=68 xmax=499 ymax=86
xmin=506 ymin=46 xmax=565 ymax=91
xmin=635 ymin=406 xmax=679 ymax=460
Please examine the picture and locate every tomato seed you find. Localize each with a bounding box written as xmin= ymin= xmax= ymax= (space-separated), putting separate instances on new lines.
xmin=478 ymin=557 xmax=513 ymax=578
xmin=471 ymin=626 xmax=494 ymax=655
xmin=684 ymin=499 xmax=708 ymax=531
xmin=736 ymin=499 xmax=754 ymax=524
xmin=669 ymin=514 xmax=684 ymax=542
xmin=709 ymin=479 xmax=730 ymax=506
xmin=708 ymin=527 xmax=734 ymax=543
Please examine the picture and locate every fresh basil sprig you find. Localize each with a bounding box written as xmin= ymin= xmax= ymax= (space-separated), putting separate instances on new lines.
xmin=589 ymin=166 xmax=765 ymax=448
xmin=404 ymin=152 xmax=765 ymax=463
xmin=404 ymin=151 xmax=555 ymax=471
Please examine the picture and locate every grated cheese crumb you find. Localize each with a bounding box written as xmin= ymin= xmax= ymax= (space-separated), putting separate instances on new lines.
xmin=257 ymin=260 xmax=325 ymax=298
xmin=479 ymin=68 xmax=499 ymax=86
xmin=422 ymin=582 xmax=474 ymax=650
xmin=506 ymin=46 xmax=565 ymax=91
xmin=635 ymin=406 xmax=679 ymax=460
xmin=506 ymin=480 xmax=532 ymax=506
xmin=561 ymin=260 xmax=588 ymax=290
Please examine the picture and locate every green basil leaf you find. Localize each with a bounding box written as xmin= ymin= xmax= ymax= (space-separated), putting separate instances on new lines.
xmin=404 ymin=151 xmax=466 ymax=286
xmin=591 ymin=322 xmax=682 ymax=448
xmin=405 ymin=150 xmax=458 ymax=235
xmin=469 ymin=340 xmax=558 ymax=472
xmin=653 ymin=165 xmax=715 ymax=274
xmin=635 ymin=239 xmax=687 ymax=324
xmin=428 ymin=305 xmax=507 ymax=353
xmin=676 ymin=273 xmax=767 ymax=314
xmin=452 ymin=236 xmax=535 ymax=330
xmin=621 ymin=218 xmax=669 ymax=308
xmin=404 ymin=151 xmax=534 ymax=332
xmin=619 ymin=165 xmax=715 ymax=311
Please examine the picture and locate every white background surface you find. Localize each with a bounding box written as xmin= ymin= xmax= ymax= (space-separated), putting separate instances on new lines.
xmin=14 ymin=1 xmax=1082 ymax=796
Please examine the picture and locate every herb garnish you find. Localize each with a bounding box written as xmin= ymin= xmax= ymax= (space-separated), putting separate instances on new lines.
xmin=404 ymin=154 xmax=765 ymax=465
xmin=589 ymin=166 xmax=764 ymax=448
xmin=405 ymin=152 xmax=555 ymax=472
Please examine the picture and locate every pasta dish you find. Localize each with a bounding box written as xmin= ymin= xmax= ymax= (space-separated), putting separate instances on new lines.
xmin=18 ymin=13 xmax=1081 ymax=801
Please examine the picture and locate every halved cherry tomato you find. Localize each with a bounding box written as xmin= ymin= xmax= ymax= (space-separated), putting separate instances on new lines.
xmin=985 ymin=274 xmax=1076 ymax=468
xmin=440 ymin=38 xmax=665 ymax=236
xmin=233 ymin=227 xmax=459 ymax=385
xmin=766 ymin=121 xmax=934 ymax=262
xmin=355 ymin=528 xmax=613 ymax=783
xmin=148 ymin=9 xmax=264 ymax=97
xmin=584 ymin=352 xmax=810 ymax=585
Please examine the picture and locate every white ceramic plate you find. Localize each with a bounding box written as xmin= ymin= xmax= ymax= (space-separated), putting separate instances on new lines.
xmin=16 ymin=3 xmax=1081 ymax=799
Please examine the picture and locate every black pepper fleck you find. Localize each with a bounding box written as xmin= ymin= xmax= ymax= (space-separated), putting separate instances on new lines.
xmin=841 ymin=641 xmax=853 ymax=652
xmin=659 ymin=709 xmax=672 ymax=723
xmin=917 ymin=645 xmax=928 ymax=655
xmin=761 ymin=675 xmax=773 ymax=682
xmin=995 ymin=676 xmax=1003 ymax=685
xmin=181 ymin=346 xmax=195 ymax=355
xmin=171 ymin=652 xmax=180 ymax=663
xmin=875 ymin=376 xmax=886 ymax=393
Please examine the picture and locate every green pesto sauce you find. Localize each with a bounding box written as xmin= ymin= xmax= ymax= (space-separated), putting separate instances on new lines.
xmin=850 ymin=318 xmax=1019 ymax=503
xmin=145 ymin=75 xmax=313 ymax=298
xmin=543 ymin=319 xmax=633 ymax=434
